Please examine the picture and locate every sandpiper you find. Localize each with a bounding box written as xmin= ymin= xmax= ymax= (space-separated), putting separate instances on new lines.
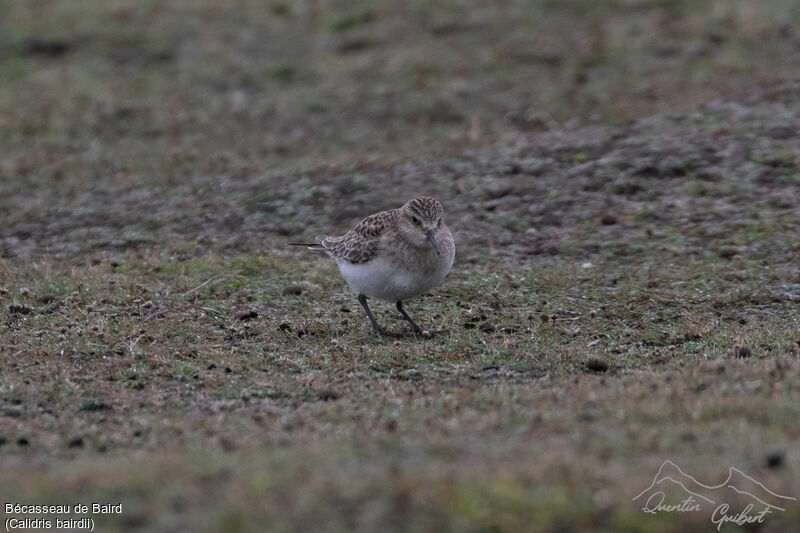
xmin=291 ymin=196 xmax=455 ymax=337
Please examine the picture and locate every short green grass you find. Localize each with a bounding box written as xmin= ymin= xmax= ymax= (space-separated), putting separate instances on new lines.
xmin=2 ymin=0 xmax=800 ymax=531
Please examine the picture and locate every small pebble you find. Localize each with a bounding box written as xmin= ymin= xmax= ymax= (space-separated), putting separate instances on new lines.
xmin=8 ymin=304 xmax=32 ymax=315
xmin=317 ymin=390 xmax=340 ymax=401
xmin=585 ymin=358 xmax=609 ymax=372
xmin=282 ymin=285 xmax=303 ymax=296
xmin=237 ymin=309 xmax=258 ymax=321
xmin=765 ymin=451 xmax=784 ymax=469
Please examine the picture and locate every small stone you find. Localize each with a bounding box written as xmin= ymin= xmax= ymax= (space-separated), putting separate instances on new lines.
xmin=237 ymin=309 xmax=258 ymax=321
xmin=8 ymin=304 xmax=32 ymax=315
xmin=317 ymin=390 xmax=340 ymax=401
xmin=21 ymin=38 xmax=71 ymax=57
xmin=282 ymin=285 xmax=303 ymax=296
xmin=765 ymin=451 xmax=784 ymax=469
xmin=585 ymin=358 xmax=609 ymax=372
xmin=421 ymin=330 xmax=432 ymax=338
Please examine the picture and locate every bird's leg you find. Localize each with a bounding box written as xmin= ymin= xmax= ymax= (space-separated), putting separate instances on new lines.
xmin=396 ymin=301 xmax=423 ymax=334
xmin=358 ymin=294 xmax=385 ymax=337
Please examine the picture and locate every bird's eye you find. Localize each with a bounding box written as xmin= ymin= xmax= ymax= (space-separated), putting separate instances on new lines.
xmin=412 ymin=216 xmax=420 ymax=225
xmin=437 ymin=218 xmax=442 ymax=227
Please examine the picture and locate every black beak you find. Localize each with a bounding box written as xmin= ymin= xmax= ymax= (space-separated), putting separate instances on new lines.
xmin=425 ymin=230 xmax=441 ymax=255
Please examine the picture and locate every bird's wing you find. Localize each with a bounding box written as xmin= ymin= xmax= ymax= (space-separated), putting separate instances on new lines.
xmin=317 ymin=209 xmax=396 ymax=264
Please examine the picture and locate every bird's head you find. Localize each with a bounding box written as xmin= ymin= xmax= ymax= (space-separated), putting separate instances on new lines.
xmin=398 ymin=196 xmax=445 ymax=255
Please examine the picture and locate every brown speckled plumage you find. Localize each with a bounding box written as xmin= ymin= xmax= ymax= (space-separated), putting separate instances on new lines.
xmin=316 ymin=196 xmax=448 ymax=265
xmin=404 ymin=196 xmax=444 ymax=225
xmin=316 ymin=209 xmax=399 ymax=263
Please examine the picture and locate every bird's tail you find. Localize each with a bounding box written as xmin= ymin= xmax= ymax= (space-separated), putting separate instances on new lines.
xmin=288 ymin=242 xmax=327 ymax=252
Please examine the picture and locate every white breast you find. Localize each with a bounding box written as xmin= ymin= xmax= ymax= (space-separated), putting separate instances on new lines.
xmin=336 ymin=247 xmax=454 ymax=302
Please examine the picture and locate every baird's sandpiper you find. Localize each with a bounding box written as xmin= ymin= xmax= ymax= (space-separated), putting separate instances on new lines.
xmin=291 ymin=196 xmax=455 ymax=337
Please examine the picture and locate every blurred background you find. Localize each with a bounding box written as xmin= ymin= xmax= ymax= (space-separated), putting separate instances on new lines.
xmin=2 ymin=0 xmax=799 ymax=260
xmin=2 ymin=0 xmax=799 ymax=172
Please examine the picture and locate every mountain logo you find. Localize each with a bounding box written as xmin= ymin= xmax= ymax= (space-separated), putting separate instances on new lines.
xmin=633 ymin=460 xmax=795 ymax=529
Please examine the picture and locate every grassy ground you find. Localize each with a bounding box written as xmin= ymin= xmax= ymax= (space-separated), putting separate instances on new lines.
xmin=2 ymin=1 xmax=800 ymax=531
